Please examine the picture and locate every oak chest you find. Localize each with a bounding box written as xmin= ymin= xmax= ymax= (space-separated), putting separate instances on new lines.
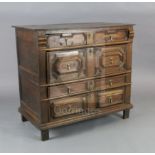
xmin=14 ymin=22 xmax=134 ymax=141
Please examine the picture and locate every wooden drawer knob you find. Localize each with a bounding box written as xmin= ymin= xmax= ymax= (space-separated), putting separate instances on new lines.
xmin=67 ymin=105 xmax=72 ymax=112
xmin=88 ymin=81 xmax=94 ymax=90
xmin=109 ymin=80 xmax=113 ymax=86
xmin=110 ymin=57 xmax=113 ymax=64
xmin=108 ymin=35 xmax=112 ymax=41
xmin=67 ymin=64 xmax=71 ymax=70
xmin=109 ymin=97 xmax=113 ymax=104
xmin=67 ymin=87 xmax=71 ymax=94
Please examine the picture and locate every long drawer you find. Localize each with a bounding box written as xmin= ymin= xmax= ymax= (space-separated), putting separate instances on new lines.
xmin=47 ymin=74 xmax=130 ymax=99
xmin=47 ymin=45 xmax=129 ymax=84
xmin=49 ymin=86 xmax=128 ymax=118
xmin=40 ymin=28 xmax=130 ymax=49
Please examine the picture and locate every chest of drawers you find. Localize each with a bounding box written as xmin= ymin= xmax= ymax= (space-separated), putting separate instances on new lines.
xmin=14 ymin=22 xmax=134 ymax=141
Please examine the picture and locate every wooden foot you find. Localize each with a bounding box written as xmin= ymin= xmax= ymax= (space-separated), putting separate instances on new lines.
xmin=41 ymin=130 xmax=49 ymax=141
xmin=123 ymin=109 xmax=130 ymax=119
xmin=21 ymin=115 xmax=27 ymax=122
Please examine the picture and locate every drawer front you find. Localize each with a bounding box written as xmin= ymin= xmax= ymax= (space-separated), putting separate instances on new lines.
xmin=47 ymin=33 xmax=86 ymax=48
xmin=48 ymin=81 xmax=87 ymax=99
xmin=95 ymin=45 xmax=127 ymax=76
xmin=39 ymin=27 xmax=133 ymax=49
xmin=95 ymin=74 xmax=127 ymax=91
xmin=47 ymin=49 xmax=86 ymax=83
xmin=47 ymin=46 xmax=129 ymax=84
xmin=98 ymin=88 xmax=124 ymax=107
xmin=94 ymin=29 xmax=129 ymax=44
xmin=50 ymin=95 xmax=86 ymax=118
xmin=48 ymin=74 xmax=129 ymax=99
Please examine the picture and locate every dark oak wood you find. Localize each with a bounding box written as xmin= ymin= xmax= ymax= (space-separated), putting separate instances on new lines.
xmin=41 ymin=103 xmax=133 ymax=130
xmin=123 ymin=109 xmax=130 ymax=119
xmin=13 ymin=22 xmax=134 ymax=30
xmin=41 ymin=129 xmax=49 ymax=141
xmin=21 ymin=115 xmax=27 ymax=122
xmin=14 ymin=22 xmax=134 ymax=141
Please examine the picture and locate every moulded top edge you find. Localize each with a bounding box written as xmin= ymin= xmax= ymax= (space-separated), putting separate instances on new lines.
xmin=12 ymin=22 xmax=135 ymax=31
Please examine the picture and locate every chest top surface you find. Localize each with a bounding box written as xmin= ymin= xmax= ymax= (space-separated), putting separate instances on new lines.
xmin=13 ymin=22 xmax=134 ymax=31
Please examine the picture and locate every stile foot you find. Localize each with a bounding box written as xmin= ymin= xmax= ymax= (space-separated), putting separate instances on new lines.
xmin=21 ymin=115 xmax=27 ymax=122
xmin=41 ymin=130 xmax=49 ymax=141
xmin=123 ymin=109 xmax=130 ymax=119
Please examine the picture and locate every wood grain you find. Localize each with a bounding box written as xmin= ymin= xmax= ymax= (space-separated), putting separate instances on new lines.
xmin=14 ymin=23 xmax=134 ymax=140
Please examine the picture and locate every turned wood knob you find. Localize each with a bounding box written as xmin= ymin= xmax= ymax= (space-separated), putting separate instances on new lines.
xmin=67 ymin=64 xmax=71 ymax=70
xmin=109 ymin=80 xmax=113 ymax=86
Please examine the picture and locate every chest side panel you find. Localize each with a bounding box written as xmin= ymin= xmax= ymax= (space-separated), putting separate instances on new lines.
xmin=16 ymin=29 xmax=41 ymax=121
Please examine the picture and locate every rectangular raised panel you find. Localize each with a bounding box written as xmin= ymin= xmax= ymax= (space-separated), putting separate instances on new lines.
xmin=50 ymin=95 xmax=86 ymax=118
xmin=48 ymin=81 xmax=87 ymax=99
xmin=47 ymin=33 xmax=86 ymax=48
xmin=94 ymin=29 xmax=129 ymax=44
xmin=95 ymin=74 xmax=127 ymax=90
xmin=98 ymin=88 xmax=124 ymax=108
xmin=47 ymin=49 xmax=86 ymax=83
xmin=95 ymin=45 xmax=127 ymax=76
xmin=55 ymin=51 xmax=80 ymax=74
